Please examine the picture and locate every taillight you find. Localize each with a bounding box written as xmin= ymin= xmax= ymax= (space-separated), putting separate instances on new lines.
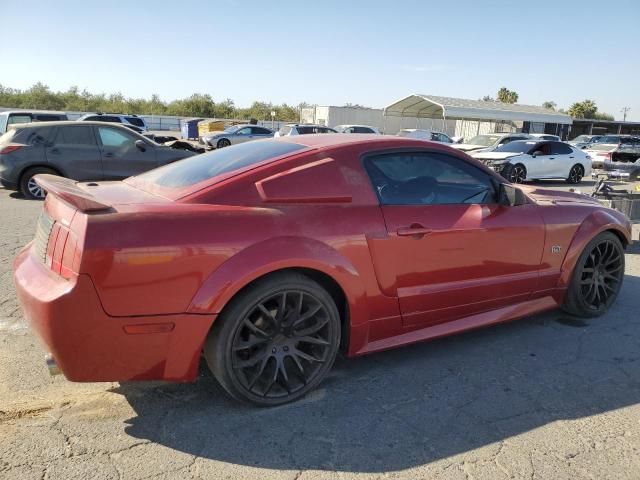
xmin=0 ymin=145 xmax=23 ymax=154
xmin=44 ymin=223 xmax=79 ymax=279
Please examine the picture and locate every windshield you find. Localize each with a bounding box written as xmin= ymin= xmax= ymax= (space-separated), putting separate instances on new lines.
xmin=597 ymin=136 xmax=620 ymax=144
xmin=223 ymin=125 xmax=240 ymax=133
xmin=572 ymin=135 xmax=591 ymax=143
xmin=130 ymin=140 xmax=307 ymax=190
xmin=495 ymin=141 xmax=538 ymax=153
xmin=588 ymin=144 xmax=617 ymax=152
xmin=465 ymin=135 xmax=501 ymax=146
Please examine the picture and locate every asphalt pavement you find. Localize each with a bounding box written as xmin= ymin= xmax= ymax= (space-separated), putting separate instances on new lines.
xmin=1 ymin=182 xmax=639 ymax=480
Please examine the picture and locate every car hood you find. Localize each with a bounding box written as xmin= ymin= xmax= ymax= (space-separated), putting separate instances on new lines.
xmin=450 ymin=143 xmax=491 ymax=152
xmin=519 ymin=185 xmax=601 ymax=206
xmin=471 ymin=151 xmax=520 ymax=161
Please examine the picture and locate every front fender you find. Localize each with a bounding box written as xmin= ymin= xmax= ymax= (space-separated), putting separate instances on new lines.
xmin=187 ymin=236 xmax=370 ymax=329
xmin=558 ymin=208 xmax=632 ymax=287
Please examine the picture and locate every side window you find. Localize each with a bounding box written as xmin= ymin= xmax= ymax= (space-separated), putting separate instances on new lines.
xmin=57 ymin=126 xmax=96 ymax=145
xmin=549 ymin=142 xmax=572 ymax=155
xmin=354 ymin=127 xmax=372 ymax=134
xmin=531 ymin=143 xmax=551 ymax=156
xmin=7 ymin=114 xmax=32 ymax=126
xmin=297 ymin=127 xmax=313 ymax=134
xmin=364 ymin=152 xmax=496 ymax=206
xmin=35 ymin=114 xmax=66 ymax=122
xmin=236 ymin=127 xmax=252 ymax=136
xmin=98 ymin=127 xmax=134 ymax=148
xmin=251 ymin=127 xmax=270 ymax=135
xmin=19 ymin=127 xmax=53 ymax=146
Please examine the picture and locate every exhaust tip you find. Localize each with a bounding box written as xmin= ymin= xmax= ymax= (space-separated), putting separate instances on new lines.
xmin=45 ymin=354 xmax=61 ymax=376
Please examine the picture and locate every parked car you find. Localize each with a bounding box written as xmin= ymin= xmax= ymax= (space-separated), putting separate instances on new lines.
xmin=568 ymin=134 xmax=603 ymax=149
xmin=76 ymin=113 xmax=149 ymax=133
xmin=13 ymin=135 xmax=631 ymax=406
xmin=529 ymin=133 xmax=560 ymax=141
xmin=593 ymin=135 xmax=640 ymax=146
xmin=586 ymin=139 xmax=640 ymax=170
xmin=0 ymin=110 xmax=68 ymax=134
xmin=0 ymin=122 xmax=196 ymax=199
xmin=201 ymin=124 xmax=274 ymax=149
xmin=334 ymin=125 xmax=380 ymax=134
xmin=275 ymin=124 xmax=337 ymax=137
xmin=472 ymin=140 xmax=591 ymax=184
xmin=397 ymin=129 xmax=455 ymax=144
xmin=451 ymin=133 xmax=532 ymax=153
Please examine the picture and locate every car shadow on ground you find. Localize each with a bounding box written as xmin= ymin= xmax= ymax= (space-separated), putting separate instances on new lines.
xmin=113 ymin=273 xmax=640 ymax=473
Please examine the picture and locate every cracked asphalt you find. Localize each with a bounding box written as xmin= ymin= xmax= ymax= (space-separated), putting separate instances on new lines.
xmin=1 ymin=183 xmax=639 ymax=480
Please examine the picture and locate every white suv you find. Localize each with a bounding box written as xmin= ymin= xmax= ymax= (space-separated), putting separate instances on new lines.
xmin=275 ymin=124 xmax=337 ymax=137
xmin=77 ymin=113 xmax=149 ymax=133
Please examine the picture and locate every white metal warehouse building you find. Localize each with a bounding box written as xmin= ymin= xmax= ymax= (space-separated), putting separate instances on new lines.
xmin=301 ymin=94 xmax=573 ymax=140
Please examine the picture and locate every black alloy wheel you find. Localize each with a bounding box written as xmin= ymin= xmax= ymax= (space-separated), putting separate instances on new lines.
xmin=563 ymin=232 xmax=625 ymax=317
xmin=504 ymin=163 xmax=527 ymax=184
xmin=217 ymin=138 xmax=231 ymax=149
xmin=566 ymin=164 xmax=584 ymax=184
xmin=205 ymin=273 xmax=341 ymax=406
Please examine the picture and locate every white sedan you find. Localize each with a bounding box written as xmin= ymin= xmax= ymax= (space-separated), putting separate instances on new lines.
xmin=471 ymin=140 xmax=592 ymax=184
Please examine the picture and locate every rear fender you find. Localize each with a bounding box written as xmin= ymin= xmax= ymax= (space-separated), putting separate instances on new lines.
xmin=187 ymin=235 xmax=369 ymax=329
xmin=558 ymin=209 xmax=632 ymax=287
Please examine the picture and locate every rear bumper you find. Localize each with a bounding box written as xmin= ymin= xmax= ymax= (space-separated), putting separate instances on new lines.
xmin=13 ymin=245 xmax=215 ymax=382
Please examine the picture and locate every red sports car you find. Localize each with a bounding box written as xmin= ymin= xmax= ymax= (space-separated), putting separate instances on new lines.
xmin=14 ymin=135 xmax=631 ymax=406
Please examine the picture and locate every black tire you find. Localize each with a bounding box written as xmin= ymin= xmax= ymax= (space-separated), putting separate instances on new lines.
xmin=502 ymin=163 xmax=527 ymax=183
xmin=562 ymin=232 xmax=625 ymax=318
xmin=566 ymin=164 xmax=584 ymax=184
xmin=19 ymin=167 xmax=57 ymax=200
xmin=217 ymin=138 xmax=231 ymax=149
xmin=204 ymin=272 xmax=341 ymax=406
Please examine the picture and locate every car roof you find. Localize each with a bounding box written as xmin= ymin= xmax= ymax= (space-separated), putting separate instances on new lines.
xmin=9 ymin=120 xmax=142 ymax=130
xmin=274 ymin=133 xmax=442 ymax=149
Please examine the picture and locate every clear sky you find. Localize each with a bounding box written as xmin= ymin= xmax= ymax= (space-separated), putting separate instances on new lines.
xmin=1 ymin=0 xmax=638 ymax=120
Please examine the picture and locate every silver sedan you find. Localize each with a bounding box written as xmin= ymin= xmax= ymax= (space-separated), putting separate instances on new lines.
xmin=202 ymin=124 xmax=274 ymax=149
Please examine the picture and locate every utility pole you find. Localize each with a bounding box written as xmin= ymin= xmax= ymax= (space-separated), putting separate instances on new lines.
xmin=621 ymin=107 xmax=630 ymax=122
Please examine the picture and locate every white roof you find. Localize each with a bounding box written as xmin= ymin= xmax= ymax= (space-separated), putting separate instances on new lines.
xmin=384 ymin=94 xmax=573 ymax=125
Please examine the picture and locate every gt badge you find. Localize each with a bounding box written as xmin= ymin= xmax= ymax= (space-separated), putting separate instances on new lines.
xmin=551 ymin=245 xmax=562 ymax=254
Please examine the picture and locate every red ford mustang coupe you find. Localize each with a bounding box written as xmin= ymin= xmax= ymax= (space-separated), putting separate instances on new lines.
xmin=14 ymin=135 xmax=631 ymax=405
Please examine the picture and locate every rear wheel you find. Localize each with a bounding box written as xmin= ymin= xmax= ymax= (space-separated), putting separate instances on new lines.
xmin=502 ymin=163 xmax=527 ymax=183
xmin=217 ymin=138 xmax=231 ymax=149
xmin=204 ymin=272 xmax=341 ymax=406
xmin=563 ymin=232 xmax=625 ymax=317
xmin=19 ymin=167 xmax=57 ymax=200
xmin=566 ymin=164 xmax=584 ymax=184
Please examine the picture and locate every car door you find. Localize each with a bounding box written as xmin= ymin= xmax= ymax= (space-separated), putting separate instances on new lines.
xmin=96 ymin=126 xmax=157 ymax=179
xmin=548 ymin=141 xmax=575 ymax=177
xmin=45 ymin=125 xmax=103 ymax=180
xmin=364 ymin=151 xmax=545 ymax=327
xmin=233 ymin=127 xmax=254 ymax=144
xmin=525 ymin=142 xmax=553 ymax=179
xmin=251 ymin=126 xmax=274 ymax=140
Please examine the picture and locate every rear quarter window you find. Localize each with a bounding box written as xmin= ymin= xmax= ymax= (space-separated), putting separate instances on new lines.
xmin=125 ymin=117 xmax=145 ymax=127
xmin=134 ymin=140 xmax=307 ymax=189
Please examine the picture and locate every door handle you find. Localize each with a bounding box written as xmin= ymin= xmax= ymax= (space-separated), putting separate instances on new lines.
xmin=49 ymin=148 xmax=60 ymax=154
xmin=569 ymin=156 xmax=574 ymax=159
xmin=103 ymin=152 xmax=114 ymax=158
xmin=397 ymin=225 xmax=433 ymax=237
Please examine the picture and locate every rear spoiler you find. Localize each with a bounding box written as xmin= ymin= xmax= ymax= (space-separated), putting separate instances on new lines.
xmin=34 ymin=174 xmax=111 ymax=212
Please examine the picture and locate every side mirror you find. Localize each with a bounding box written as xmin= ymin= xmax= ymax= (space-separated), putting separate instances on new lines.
xmin=499 ymin=183 xmax=527 ymax=207
xmin=135 ymin=139 xmax=147 ymax=152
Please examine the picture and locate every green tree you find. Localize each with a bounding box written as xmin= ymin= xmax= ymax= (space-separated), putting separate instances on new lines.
xmin=496 ymin=87 xmax=519 ymax=104
xmin=568 ymin=99 xmax=598 ymax=119
xmin=542 ymin=101 xmax=557 ymax=110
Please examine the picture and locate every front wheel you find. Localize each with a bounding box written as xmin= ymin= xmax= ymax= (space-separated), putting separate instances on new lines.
xmin=566 ymin=164 xmax=584 ymax=184
xmin=502 ymin=163 xmax=527 ymax=183
xmin=217 ymin=138 xmax=231 ymax=149
xmin=204 ymin=272 xmax=341 ymax=406
xmin=562 ymin=232 xmax=625 ymax=317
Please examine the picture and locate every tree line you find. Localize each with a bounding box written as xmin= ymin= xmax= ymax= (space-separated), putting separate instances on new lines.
xmin=0 ymin=83 xmax=309 ymax=121
xmin=482 ymin=87 xmax=615 ymax=121
xmin=1 ymin=83 xmax=618 ymax=122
